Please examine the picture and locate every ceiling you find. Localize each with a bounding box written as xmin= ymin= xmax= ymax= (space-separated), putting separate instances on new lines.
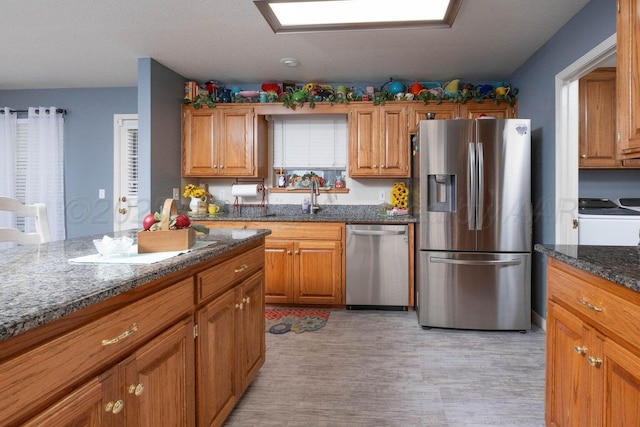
xmin=0 ymin=0 xmax=591 ymax=90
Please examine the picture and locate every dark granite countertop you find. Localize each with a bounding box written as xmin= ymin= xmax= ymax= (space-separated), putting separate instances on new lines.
xmin=0 ymin=228 xmax=270 ymax=343
xmin=187 ymin=204 xmax=416 ymax=224
xmin=535 ymin=244 xmax=640 ymax=293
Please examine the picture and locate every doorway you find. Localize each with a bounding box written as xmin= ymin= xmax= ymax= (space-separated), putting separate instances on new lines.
xmin=554 ymin=34 xmax=616 ymax=244
xmin=113 ymin=114 xmax=139 ymax=232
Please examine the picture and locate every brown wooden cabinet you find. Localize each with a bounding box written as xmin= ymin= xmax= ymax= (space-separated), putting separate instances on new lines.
xmin=182 ymin=105 xmax=267 ymax=177
xmin=196 ymin=271 xmax=264 ymax=427
xmin=616 ymin=0 xmax=640 ymax=159
xmin=579 ymin=68 xmax=620 ymax=168
xmin=458 ymin=101 xmax=517 ymax=119
xmin=408 ymin=103 xmax=458 ymax=134
xmin=198 ymin=221 xmax=345 ymax=306
xmin=545 ymin=258 xmax=640 ymax=426
xmin=348 ymin=104 xmax=410 ymax=178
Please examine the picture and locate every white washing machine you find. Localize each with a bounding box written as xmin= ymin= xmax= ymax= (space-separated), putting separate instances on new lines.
xmin=578 ymin=198 xmax=640 ymax=246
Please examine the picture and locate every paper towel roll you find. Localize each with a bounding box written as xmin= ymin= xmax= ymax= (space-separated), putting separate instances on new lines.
xmin=231 ymin=184 xmax=260 ymax=197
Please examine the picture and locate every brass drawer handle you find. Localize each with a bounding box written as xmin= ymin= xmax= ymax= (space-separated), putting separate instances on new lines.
xmin=235 ymin=263 xmax=249 ymax=273
xmin=574 ymin=345 xmax=587 ymax=355
xmin=578 ymin=298 xmax=603 ymax=312
xmin=102 ymin=323 xmax=139 ymax=346
xmin=588 ymin=356 xmax=602 ymax=368
xmin=236 ymin=302 xmax=244 ymax=310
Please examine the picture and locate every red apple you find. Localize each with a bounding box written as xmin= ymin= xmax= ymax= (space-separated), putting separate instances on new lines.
xmin=142 ymin=213 xmax=159 ymax=230
xmin=174 ymin=214 xmax=191 ymax=229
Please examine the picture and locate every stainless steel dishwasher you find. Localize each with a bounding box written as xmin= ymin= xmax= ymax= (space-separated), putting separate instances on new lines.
xmin=346 ymin=224 xmax=409 ymax=310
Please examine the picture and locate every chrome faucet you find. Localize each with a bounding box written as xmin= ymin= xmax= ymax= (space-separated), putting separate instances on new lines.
xmin=310 ymin=180 xmax=320 ymax=214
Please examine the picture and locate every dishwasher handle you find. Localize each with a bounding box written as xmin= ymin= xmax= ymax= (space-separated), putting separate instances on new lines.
xmin=429 ymin=256 xmax=521 ymax=266
xmin=349 ymin=229 xmax=407 ymax=236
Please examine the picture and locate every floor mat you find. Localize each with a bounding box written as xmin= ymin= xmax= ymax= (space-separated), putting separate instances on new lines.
xmin=265 ymin=308 xmax=330 ymax=334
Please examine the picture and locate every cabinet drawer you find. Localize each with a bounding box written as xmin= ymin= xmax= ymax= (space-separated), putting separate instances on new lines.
xmin=0 ymin=278 xmax=193 ymax=425
xmin=253 ymin=222 xmax=343 ymax=240
xmin=548 ymin=261 xmax=640 ymax=350
xmin=197 ymin=245 xmax=264 ymax=302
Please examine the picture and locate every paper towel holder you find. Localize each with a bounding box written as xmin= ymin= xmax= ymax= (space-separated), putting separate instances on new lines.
xmin=232 ymin=179 xmax=266 ymax=212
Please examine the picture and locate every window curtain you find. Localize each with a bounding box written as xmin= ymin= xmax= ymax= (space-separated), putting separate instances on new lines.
xmin=0 ymin=108 xmax=18 ymax=250
xmin=0 ymin=107 xmax=65 ymax=244
xmin=25 ymin=107 xmax=65 ymax=240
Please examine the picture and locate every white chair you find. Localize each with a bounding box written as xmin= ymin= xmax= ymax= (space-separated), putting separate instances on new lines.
xmin=0 ymin=197 xmax=52 ymax=244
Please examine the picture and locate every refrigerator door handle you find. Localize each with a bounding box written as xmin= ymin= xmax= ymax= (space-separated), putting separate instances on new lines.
xmin=429 ymin=256 xmax=522 ymax=266
xmin=467 ymin=142 xmax=476 ymax=230
xmin=476 ymin=142 xmax=484 ymax=231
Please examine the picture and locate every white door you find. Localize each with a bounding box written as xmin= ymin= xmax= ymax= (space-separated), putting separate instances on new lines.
xmin=113 ymin=115 xmax=139 ymax=232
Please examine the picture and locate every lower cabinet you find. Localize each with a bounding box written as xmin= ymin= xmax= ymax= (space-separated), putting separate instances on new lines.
xmin=23 ymin=318 xmax=195 ymax=426
xmin=197 ymin=221 xmax=345 ymax=306
xmin=546 ymin=258 xmax=640 ymax=426
xmin=196 ymin=271 xmax=265 ymax=427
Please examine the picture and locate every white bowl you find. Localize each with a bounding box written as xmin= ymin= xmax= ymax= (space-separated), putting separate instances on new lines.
xmin=93 ymin=236 xmax=134 ymax=257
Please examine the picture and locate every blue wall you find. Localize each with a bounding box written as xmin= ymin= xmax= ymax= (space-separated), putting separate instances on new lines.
xmin=509 ymin=0 xmax=620 ymax=318
xmin=0 ymin=88 xmax=137 ymax=238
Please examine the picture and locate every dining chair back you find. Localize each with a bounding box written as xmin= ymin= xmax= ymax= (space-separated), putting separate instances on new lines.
xmin=0 ymin=197 xmax=52 ymax=244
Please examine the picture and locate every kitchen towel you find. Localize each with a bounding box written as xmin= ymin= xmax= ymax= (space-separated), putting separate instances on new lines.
xmin=231 ymin=184 xmax=261 ymax=197
xmin=68 ymin=241 xmax=217 ymax=265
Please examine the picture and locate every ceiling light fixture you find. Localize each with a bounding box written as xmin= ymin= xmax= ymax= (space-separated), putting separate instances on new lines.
xmin=280 ymin=57 xmax=300 ymax=67
xmin=254 ymin=0 xmax=462 ymax=33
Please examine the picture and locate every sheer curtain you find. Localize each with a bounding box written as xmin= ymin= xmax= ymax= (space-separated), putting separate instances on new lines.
xmin=0 ymin=108 xmax=18 ymax=250
xmin=25 ymin=107 xmax=65 ymax=240
xmin=0 ymin=107 xmax=65 ymax=243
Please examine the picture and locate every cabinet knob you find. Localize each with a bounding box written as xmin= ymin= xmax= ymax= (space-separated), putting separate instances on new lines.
xmin=295 ymin=250 xmax=299 ymax=255
xmin=580 ymin=154 xmax=587 ymax=159
xmin=373 ymin=165 xmax=377 ymax=169
xmin=105 ymin=400 xmax=124 ymax=414
xmin=574 ymin=345 xmax=587 ymax=355
xmin=588 ymin=356 xmax=602 ymax=368
xmin=244 ymin=296 xmax=251 ymax=305
xmin=236 ymin=302 xmax=244 ymax=310
xmin=219 ymin=165 xmax=224 ymax=169
xmin=128 ymin=383 xmax=145 ymax=396
xmin=287 ymin=250 xmax=292 ymax=255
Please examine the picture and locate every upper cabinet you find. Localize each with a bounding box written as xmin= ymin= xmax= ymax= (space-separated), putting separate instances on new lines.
xmin=458 ymin=101 xmax=517 ymax=119
xmin=579 ymin=68 xmax=620 ymax=168
xmin=616 ymin=0 xmax=640 ymax=158
xmin=348 ymin=104 xmax=409 ymax=178
xmin=182 ymin=105 xmax=267 ymax=177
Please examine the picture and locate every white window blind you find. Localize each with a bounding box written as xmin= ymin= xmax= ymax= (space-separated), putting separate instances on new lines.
xmin=14 ymin=119 xmax=28 ymax=229
xmin=272 ymin=115 xmax=347 ymax=168
xmin=125 ymin=125 xmax=139 ymax=201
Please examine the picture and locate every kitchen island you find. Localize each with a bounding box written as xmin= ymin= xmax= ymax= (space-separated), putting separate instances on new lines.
xmin=535 ymin=244 xmax=640 ymax=426
xmin=0 ymin=228 xmax=269 ymax=426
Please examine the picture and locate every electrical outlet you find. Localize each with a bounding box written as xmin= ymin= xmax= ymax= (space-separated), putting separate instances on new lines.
xmin=172 ymin=188 xmax=179 ymax=200
xmin=378 ymin=190 xmax=386 ymax=201
xmin=220 ymin=190 xmax=226 ymax=200
xmin=98 ymin=189 xmax=105 ymax=199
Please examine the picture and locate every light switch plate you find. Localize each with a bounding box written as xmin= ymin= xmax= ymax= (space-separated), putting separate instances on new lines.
xmin=173 ymin=188 xmax=179 ymax=200
xmin=98 ymin=189 xmax=105 ymax=199
xmin=378 ymin=190 xmax=386 ymax=201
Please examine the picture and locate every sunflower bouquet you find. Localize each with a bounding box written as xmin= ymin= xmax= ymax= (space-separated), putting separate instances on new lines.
xmin=183 ymin=184 xmax=209 ymax=200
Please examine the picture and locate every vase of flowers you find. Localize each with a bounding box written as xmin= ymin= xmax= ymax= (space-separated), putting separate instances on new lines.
xmin=183 ymin=184 xmax=209 ymax=213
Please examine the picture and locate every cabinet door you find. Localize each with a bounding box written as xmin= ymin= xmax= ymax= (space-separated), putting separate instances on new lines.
xmin=617 ymin=0 xmax=640 ymax=158
xmin=348 ymin=105 xmax=380 ymax=177
xmin=122 ymin=317 xmax=195 ymax=427
xmin=239 ymin=272 xmax=265 ymax=392
xmin=22 ymin=376 xmax=107 ymax=427
xmin=294 ymin=240 xmax=343 ymax=305
xmin=196 ymin=288 xmax=239 ymax=427
xmin=264 ymin=239 xmax=294 ymax=304
xmin=183 ymin=107 xmax=217 ymax=177
xmin=579 ymin=68 xmax=620 ymax=168
xmin=546 ymin=302 xmax=592 ymax=427
xmin=218 ymin=108 xmax=254 ymax=176
xmin=408 ymin=104 xmax=458 ymax=133
xmin=379 ymin=105 xmax=409 ymax=177
xmin=600 ymin=338 xmax=640 ymax=426
xmin=459 ymin=101 xmax=516 ymax=119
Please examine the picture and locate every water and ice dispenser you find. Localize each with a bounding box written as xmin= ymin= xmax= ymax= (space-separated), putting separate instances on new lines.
xmin=427 ymin=174 xmax=455 ymax=212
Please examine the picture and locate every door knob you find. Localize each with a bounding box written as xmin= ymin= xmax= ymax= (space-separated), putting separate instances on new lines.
xmin=119 ymin=208 xmax=127 ymax=215
xmin=120 ymin=196 xmax=127 ymax=202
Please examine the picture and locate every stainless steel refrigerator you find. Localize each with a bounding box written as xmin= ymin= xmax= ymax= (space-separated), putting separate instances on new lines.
xmin=412 ymin=118 xmax=531 ymax=330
